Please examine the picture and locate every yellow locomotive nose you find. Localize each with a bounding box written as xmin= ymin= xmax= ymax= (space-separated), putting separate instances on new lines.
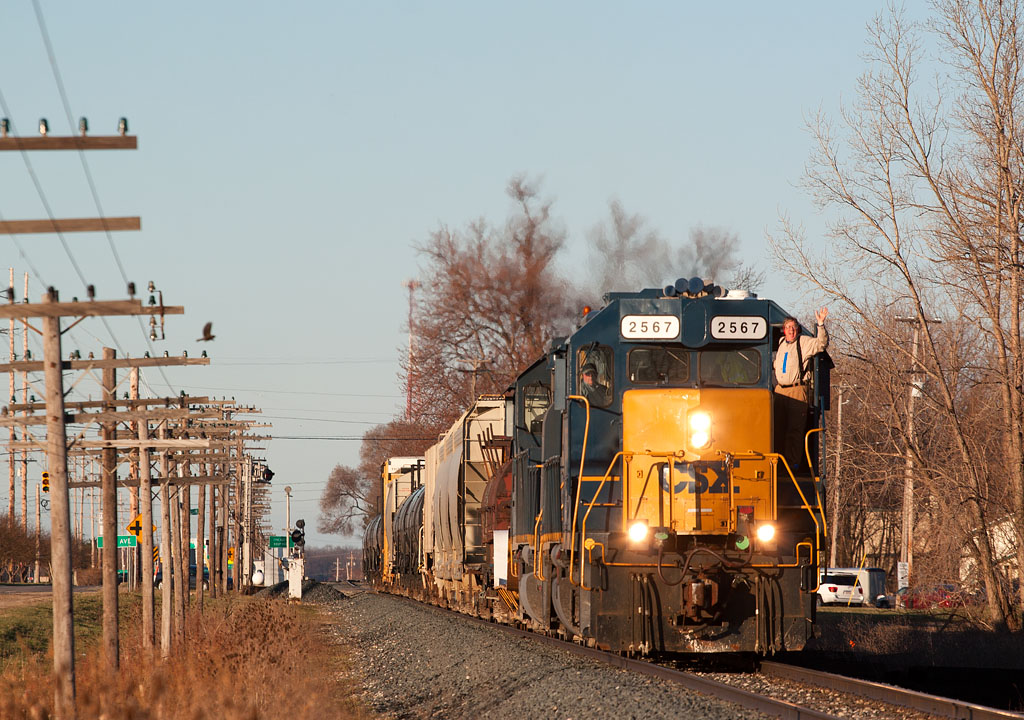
xmin=622 ymin=387 xmax=774 ymax=536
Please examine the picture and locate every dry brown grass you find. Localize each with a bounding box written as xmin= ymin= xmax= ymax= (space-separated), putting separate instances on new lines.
xmin=0 ymin=595 xmax=373 ymax=719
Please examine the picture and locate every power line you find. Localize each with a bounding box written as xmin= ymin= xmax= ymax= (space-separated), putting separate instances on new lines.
xmin=31 ymin=0 xmax=178 ymax=395
xmin=261 ymin=414 xmax=384 ymax=425
xmin=181 ymin=385 xmax=402 ymax=398
xmin=214 ymin=358 xmax=392 ymax=366
xmin=273 ymin=435 xmax=434 ymax=441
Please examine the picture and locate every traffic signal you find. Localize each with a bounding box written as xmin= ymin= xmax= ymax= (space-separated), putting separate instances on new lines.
xmin=290 ymin=519 xmax=305 ymax=548
xmin=41 ymin=471 xmax=50 ymax=493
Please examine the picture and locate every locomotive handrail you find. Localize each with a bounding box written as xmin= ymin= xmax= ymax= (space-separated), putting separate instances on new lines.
xmin=771 ymin=452 xmax=824 ymax=566
xmin=567 ymin=394 xmax=590 ymax=588
xmin=533 ymin=509 xmax=546 ymax=581
xmin=576 ymin=451 xmax=629 ymax=590
xmin=750 ymin=540 xmax=815 ymax=570
xmin=509 ymin=525 xmax=520 ymax=579
xmin=584 ymin=538 xmax=668 ymax=569
xmin=804 ymin=427 xmax=828 ymax=540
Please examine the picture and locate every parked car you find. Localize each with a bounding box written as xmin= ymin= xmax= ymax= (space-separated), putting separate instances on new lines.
xmin=897 ymin=583 xmax=978 ymax=609
xmin=817 ymin=567 xmax=889 ymax=607
xmin=817 ymin=571 xmax=865 ymax=606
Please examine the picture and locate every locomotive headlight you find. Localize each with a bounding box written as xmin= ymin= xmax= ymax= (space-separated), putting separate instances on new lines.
xmin=628 ymin=521 xmax=649 ymax=543
xmin=689 ymin=411 xmax=711 ymax=449
xmin=756 ymin=523 xmax=776 ymax=543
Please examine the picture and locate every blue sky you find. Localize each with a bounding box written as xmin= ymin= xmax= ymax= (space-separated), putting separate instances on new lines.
xmin=0 ymin=2 xmax=896 ymax=547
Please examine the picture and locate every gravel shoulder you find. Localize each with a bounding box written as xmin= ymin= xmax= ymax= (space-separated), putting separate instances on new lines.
xmin=315 ymin=588 xmax=774 ymax=720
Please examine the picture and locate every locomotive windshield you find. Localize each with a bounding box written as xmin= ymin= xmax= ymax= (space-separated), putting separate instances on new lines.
xmin=626 ymin=346 xmax=690 ymax=384
xmin=698 ymin=348 xmax=761 ymax=386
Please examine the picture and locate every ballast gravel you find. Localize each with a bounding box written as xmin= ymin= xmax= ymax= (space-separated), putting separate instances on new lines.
xmin=315 ymin=588 xmax=774 ymax=720
xmin=309 ymin=586 xmax=946 ymax=720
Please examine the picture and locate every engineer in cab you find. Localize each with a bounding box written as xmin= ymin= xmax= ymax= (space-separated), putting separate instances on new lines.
xmin=774 ymin=307 xmax=829 ymax=471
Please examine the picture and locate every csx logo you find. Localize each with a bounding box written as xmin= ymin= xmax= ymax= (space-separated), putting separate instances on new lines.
xmin=659 ymin=462 xmax=728 ymax=495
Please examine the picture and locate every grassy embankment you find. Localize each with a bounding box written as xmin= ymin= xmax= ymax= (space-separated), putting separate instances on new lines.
xmin=814 ymin=605 xmax=1024 ymax=667
xmin=0 ymin=591 xmax=371 ymax=718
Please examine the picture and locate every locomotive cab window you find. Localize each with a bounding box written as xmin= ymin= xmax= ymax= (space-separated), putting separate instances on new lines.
xmin=698 ymin=349 xmax=761 ymax=386
xmin=627 ymin=346 xmax=690 ymax=384
xmin=523 ymin=383 xmax=551 ymax=434
xmin=577 ymin=345 xmax=613 ymax=407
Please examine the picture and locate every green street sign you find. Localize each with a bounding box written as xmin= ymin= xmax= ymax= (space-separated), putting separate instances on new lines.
xmin=267 ymin=535 xmax=294 ymax=549
xmin=96 ymin=535 xmax=138 ymax=548
xmin=190 ymin=508 xmax=198 ymax=516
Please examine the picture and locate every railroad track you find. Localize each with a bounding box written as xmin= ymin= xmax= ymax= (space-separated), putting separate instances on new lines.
xmin=758 ymin=661 xmax=1024 ymax=720
xmin=382 ymin=592 xmax=1023 ymax=720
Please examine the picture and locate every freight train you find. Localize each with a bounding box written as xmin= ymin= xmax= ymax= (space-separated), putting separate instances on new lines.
xmin=363 ymin=278 xmax=832 ymax=655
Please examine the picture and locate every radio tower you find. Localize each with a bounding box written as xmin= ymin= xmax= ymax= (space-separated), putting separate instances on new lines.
xmin=403 ymin=279 xmax=420 ymax=419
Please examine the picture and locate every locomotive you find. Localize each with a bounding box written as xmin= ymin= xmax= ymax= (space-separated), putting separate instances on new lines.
xmin=363 ymin=278 xmax=831 ymax=655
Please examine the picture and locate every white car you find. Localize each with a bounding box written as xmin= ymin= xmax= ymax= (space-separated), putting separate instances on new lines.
xmin=817 ymin=571 xmax=866 ymax=606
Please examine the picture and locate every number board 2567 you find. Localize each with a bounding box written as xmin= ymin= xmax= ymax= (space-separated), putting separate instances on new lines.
xmin=619 ymin=315 xmax=681 ymax=340
xmin=710 ymin=316 xmax=767 ymax=340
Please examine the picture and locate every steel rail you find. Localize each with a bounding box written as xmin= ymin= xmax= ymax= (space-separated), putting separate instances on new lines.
xmin=761 ymin=661 xmax=1024 ymax=720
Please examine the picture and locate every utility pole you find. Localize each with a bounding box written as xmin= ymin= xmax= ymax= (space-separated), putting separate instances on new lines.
xmin=34 ymin=482 xmax=40 ymax=584
xmin=3 ymin=349 xmax=214 ymax=672
xmin=0 ymin=290 xmax=184 ymax=711
xmin=284 ymin=485 xmax=292 ymax=536
xmin=894 ymin=315 xmax=940 ymax=591
xmin=829 ymin=385 xmax=851 ymax=568
xmin=101 ymin=347 xmax=118 ymax=670
xmin=404 ymin=279 xmax=419 ymax=419
xmin=41 ymin=290 xmax=75 ymax=718
xmin=138 ymin=410 xmax=155 ymax=649
xmin=178 ymin=457 xmax=189 ymax=637
xmin=129 ymin=368 xmax=140 ymax=584
xmin=196 ymin=456 xmax=206 ymax=612
xmin=159 ymin=426 xmax=172 ymax=657
xmin=0 ymin=120 xmax=137 ymax=542
xmin=7 ymin=267 xmax=13 ymax=521
xmin=20 ymin=272 xmax=28 ymax=533
xmin=467 ymin=357 xmax=490 ymax=401
xmin=208 ymin=461 xmax=217 ymax=599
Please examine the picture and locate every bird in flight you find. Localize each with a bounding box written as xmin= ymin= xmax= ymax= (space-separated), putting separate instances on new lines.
xmin=197 ymin=322 xmax=215 ymax=342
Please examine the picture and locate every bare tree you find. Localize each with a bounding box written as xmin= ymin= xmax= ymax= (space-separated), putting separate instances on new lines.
xmin=772 ymin=1 xmax=1024 ymax=627
xmin=404 ymin=176 xmax=575 ymax=416
xmin=318 ymin=418 xmax=438 ymax=539
xmin=317 ymin=466 xmax=371 ymax=537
